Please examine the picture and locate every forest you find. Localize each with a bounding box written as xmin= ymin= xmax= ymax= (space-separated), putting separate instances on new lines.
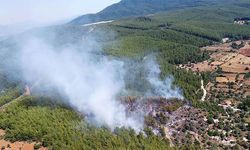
xmin=0 ymin=2 xmax=249 ymax=150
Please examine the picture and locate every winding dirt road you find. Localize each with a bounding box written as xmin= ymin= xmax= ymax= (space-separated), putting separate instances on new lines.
xmin=201 ymin=80 xmax=207 ymax=101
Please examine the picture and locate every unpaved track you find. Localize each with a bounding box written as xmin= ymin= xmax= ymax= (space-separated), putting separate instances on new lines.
xmin=0 ymin=85 xmax=30 ymax=111
xmin=201 ymin=80 xmax=207 ymax=101
xmin=0 ymin=95 xmax=25 ymax=111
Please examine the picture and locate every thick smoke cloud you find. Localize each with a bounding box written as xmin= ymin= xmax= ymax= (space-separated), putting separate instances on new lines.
xmin=17 ymin=37 xmax=143 ymax=131
xmin=4 ymin=28 xmax=183 ymax=131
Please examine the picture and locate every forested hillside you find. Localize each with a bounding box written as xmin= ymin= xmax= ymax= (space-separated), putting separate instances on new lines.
xmin=99 ymin=3 xmax=250 ymax=104
xmin=0 ymin=0 xmax=249 ymax=149
xmin=70 ymin=0 xmax=219 ymax=25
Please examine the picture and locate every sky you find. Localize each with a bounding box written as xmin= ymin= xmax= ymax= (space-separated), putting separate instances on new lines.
xmin=0 ymin=0 xmax=120 ymax=25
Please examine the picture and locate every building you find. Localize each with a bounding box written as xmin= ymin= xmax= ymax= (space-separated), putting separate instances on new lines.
xmin=222 ymin=38 xmax=229 ymax=43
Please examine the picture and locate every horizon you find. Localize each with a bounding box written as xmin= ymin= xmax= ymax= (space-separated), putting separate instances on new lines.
xmin=0 ymin=0 xmax=120 ymax=26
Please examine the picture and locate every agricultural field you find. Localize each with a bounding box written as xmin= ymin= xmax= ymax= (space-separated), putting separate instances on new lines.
xmin=181 ymin=40 xmax=250 ymax=99
xmin=179 ymin=40 xmax=250 ymax=149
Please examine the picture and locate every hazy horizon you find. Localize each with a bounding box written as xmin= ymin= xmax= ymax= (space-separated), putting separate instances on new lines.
xmin=0 ymin=0 xmax=121 ymax=26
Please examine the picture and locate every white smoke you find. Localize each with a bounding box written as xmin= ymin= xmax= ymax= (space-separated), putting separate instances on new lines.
xmin=144 ymin=56 xmax=183 ymax=99
xmin=18 ymin=37 xmax=143 ymax=131
xmin=10 ymin=31 xmax=183 ymax=131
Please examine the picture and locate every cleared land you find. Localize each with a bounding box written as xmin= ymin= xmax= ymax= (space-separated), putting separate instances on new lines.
xmin=0 ymin=129 xmax=46 ymax=150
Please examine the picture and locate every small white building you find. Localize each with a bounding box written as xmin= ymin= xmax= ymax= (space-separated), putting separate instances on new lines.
xmin=222 ymin=38 xmax=230 ymax=43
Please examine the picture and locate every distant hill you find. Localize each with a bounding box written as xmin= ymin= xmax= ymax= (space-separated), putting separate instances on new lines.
xmin=69 ymin=0 xmax=218 ymax=25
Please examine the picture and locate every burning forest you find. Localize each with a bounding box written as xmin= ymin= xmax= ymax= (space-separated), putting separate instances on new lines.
xmin=1 ymin=1 xmax=250 ymax=149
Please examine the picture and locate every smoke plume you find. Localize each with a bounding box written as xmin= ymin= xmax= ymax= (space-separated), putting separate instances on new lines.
xmin=144 ymin=56 xmax=183 ymax=99
xmin=2 ymin=28 xmax=183 ymax=131
xmin=16 ymin=36 xmax=143 ymax=130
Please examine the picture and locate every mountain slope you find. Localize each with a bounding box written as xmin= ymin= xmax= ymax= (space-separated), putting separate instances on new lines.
xmin=0 ymin=1 xmax=250 ymax=149
xmin=69 ymin=0 xmax=219 ymax=25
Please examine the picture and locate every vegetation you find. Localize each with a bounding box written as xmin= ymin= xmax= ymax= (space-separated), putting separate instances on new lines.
xmin=244 ymin=72 xmax=250 ymax=79
xmin=0 ymin=0 xmax=249 ymax=149
xmin=238 ymin=96 xmax=250 ymax=112
xmin=0 ymin=87 xmax=21 ymax=107
xmin=231 ymin=41 xmax=244 ymax=49
xmin=101 ymin=2 xmax=250 ymax=106
xmin=70 ymin=0 xmax=221 ymax=25
xmin=0 ymin=96 xmax=174 ymax=150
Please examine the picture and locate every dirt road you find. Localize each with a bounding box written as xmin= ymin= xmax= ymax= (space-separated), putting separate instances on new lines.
xmin=0 ymin=85 xmax=30 ymax=110
xmin=201 ymin=80 xmax=207 ymax=101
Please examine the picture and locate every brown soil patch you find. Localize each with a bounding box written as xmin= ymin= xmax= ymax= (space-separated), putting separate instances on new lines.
xmin=181 ymin=40 xmax=250 ymax=100
xmin=243 ymin=79 xmax=250 ymax=86
xmin=188 ymin=61 xmax=217 ymax=72
xmin=0 ymin=129 xmax=46 ymax=150
xmin=0 ymin=130 xmax=5 ymax=137
xmin=216 ymin=77 xmax=229 ymax=83
xmin=220 ymin=54 xmax=250 ymax=73
xmin=216 ymin=74 xmax=237 ymax=83
xmin=221 ymin=64 xmax=249 ymax=73
xmin=223 ymin=74 xmax=237 ymax=78
xmin=211 ymin=61 xmax=224 ymax=66
xmin=0 ymin=140 xmax=36 ymax=150
xmin=227 ymin=54 xmax=250 ymax=65
xmin=238 ymin=74 xmax=245 ymax=81
xmin=219 ymin=53 xmax=238 ymax=62
xmin=210 ymin=52 xmax=229 ymax=61
xmin=239 ymin=41 xmax=250 ymax=57
xmin=239 ymin=48 xmax=250 ymax=57
xmin=241 ymin=40 xmax=250 ymax=49
xmin=201 ymin=43 xmax=232 ymax=52
xmin=215 ymin=84 xmax=228 ymax=88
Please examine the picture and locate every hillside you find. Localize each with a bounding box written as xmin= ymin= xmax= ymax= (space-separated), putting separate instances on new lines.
xmin=0 ymin=0 xmax=250 ymax=149
xmin=70 ymin=0 xmax=219 ymax=25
